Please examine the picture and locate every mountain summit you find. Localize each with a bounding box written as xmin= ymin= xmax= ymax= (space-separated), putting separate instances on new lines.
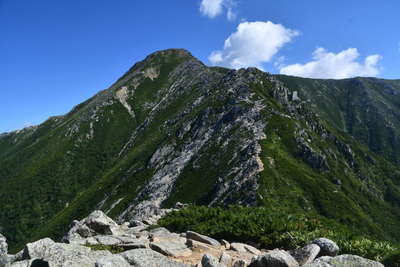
xmin=1 ymin=49 xmax=400 ymax=250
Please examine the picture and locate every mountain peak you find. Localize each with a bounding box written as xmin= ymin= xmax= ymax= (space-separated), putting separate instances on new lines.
xmin=140 ymin=48 xmax=198 ymax=66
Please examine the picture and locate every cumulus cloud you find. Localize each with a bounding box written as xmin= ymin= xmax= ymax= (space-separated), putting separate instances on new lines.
xmin=209 ymin=21 xmax=299 ymax=69
xmin=200 ymin=0 xmax=237 ymax=20
xmin=280 ymin=48 xmax=382 ymax=79
xmin=226 ymin=7 xmax=236 ymax=21
xmin=200 ymin=0 xmax=225 ymax=18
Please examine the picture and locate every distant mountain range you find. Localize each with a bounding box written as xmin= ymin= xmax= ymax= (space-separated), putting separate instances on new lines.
xmin=1 ymin=49 xmax=400 ymax=251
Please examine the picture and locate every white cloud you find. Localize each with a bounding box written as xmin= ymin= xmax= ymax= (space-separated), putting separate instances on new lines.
xmin=200 ymin=0 xmax=237 ymax=20
xmin=280 ymin=48 xmax=382 ymax=79
xmin=200 ymin=0 xmax=225 ymax=18
xmin=209 ymin=21 xmax=299 ymax=69
xmin=226 ymin=7 xmax=236 ymax=21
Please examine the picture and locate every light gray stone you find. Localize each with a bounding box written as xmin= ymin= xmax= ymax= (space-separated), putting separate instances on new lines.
xmin=219 ymin=252 xmax=232 ymax=266
xmin=94 ymin=235 xmax=122 ymax=246
xmin=63 ymin=210 xmax=124 ymax=244
xmin=150 ymin=241 xmax=192 ymax=257
xmin=129 ymin=220 xmax=146 ymax=227
xmin=311 ymin=238 xmax=339 ymax=257
xmin=305 ymin=254 xmax=384 ymax=267
xmin=0 ymin=234 xmax=7 ymax=255
xmin=233 ymin=259 xmax=247 ymax=267
xmin=95 ymin=255 xmax=130 ymax=267
xmin=83 ymin=237 xmax=99 ymax=246
xmin=21 ymin=238 xmax=113 ymax=266
xmin=0 ymin=254 xmax=9 ymax=267
xmin=202 ymin=254 xmax=225 ymax=267
xmin=289 ymin=244 xmax=320 ymax=265
xmin=250 ymin=250 xmax=299 ymax=267
xmin=84 ymin=211 xmax=120 ymax=235
xmin=120 ymin=248 xmax=189 ymax=267
xmin=186 ymin=231 xmax=220 ymax=247
xmin=221 ymin=240 xmax=230 ymax=249
xmin=9 ymin=259 xmax=35 ymax=267
xmin=230 ymin=243 xmax=261 ymax=255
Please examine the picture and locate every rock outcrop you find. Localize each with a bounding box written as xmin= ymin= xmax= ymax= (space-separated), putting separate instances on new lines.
xmin=2 ymin=211 xmax=385 ymax=267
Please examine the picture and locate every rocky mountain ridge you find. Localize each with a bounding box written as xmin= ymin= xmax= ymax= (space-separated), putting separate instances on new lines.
xmin=1 ymin=49 xmax=400 ymax=252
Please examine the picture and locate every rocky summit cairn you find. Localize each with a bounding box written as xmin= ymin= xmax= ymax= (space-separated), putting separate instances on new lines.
xmin=0 ymin=210 xmax=385 ymax=267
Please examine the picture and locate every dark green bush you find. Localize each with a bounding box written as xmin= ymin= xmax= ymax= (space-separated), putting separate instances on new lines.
xmin=382 ymin=250 xmax=400 ymax=267
xmin=158 ymin=205 xmax=398 ymax=262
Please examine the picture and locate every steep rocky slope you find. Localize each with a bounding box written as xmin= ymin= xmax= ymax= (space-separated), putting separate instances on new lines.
xmin=276 ymin=75 xmax=400 ymax=163
xmin=1 ymin=49 xmax=400 ymax=251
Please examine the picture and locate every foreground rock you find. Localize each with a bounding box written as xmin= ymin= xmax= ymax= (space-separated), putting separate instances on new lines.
xmin=63 ymin=211 xmax=123 ymax=244
xmin=304 ymin=254 xmax=384 ymax=267
xmin=120 ymin=249 xmax=189 ymax=267
xmin=230 ymin=243 xmax=261 ymax=255
xmin=0 ymin=234 xmax=7 ymax=255
xmin=250 ymin=250 xmax=299 ymax=267
xmin=22 ymin=238 xmax=112 ymax=266
xmin=186 ymin=231 xmax=220 ymax=247
xmin=311 ymin=238 xmax=339 ymax=257
xmin=202 ymin=254 xmax=225 ymax=267
xmin=3 ymin=211 xmax=386 ymax=267
xmin=290 ymin=244 xmax=320 ymax=265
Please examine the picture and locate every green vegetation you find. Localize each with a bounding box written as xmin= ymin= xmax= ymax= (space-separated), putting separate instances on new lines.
xmin=159 ymin=206 xmax=399 ymax=263
xmin=85 ymin=244 xmax=124 ymax=254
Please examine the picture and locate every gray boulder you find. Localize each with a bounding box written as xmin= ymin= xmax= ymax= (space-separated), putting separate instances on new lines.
xmin=21 ymin=238 xmax=112 ymax=266
xmin=289 ymin=244 xmax=320 ymax=265
xmin=233 ymin=260 xmax=247 ymax=267
xmin=120 ymin=248 xmax=189 ymax=267
xmin=230 ymin=243 xmax=261 ymax=255
xmin=202 ymin=254 xmax=225 ymax=267
xmin=95 ymin=255 xmax=130 ymax=267
xmin=304 ymin=254 xmax=384 ymax=267
xmin=250 ymin=250 xmax=299 ymax=267
xmin=94 ymin=235 xmax=122 ymax=246
xmin=63 ymin=210 xmax=123 ymax=244
xmin=0 ymin=254 xmax=9 ymax=267
xmin=186 ymin=231 xmax=220 ymax=247
xmin=150 ymin=240 xmax=192 ymax=257
xmin=219 ymin=252 xmax=232 ymax=266
xmin=129 ymin=220 xmax=146 ymax=227
xmin=9 ymin=259 xmax=36 ymax=267
xmin=311 ymin=238 xmax=339 ymax=257
xmin=0 ymin=234 xmax=7 ymax=255
xmin=84 ymin=210 xmax=119 ymax=234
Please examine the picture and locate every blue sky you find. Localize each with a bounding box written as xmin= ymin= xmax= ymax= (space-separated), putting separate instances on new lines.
xmin=1 ymin=0 xmax=399 ymax=133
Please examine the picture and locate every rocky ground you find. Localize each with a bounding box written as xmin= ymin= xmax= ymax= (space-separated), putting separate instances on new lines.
xmin=0 ymin=209 xmax=384 ymax=267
